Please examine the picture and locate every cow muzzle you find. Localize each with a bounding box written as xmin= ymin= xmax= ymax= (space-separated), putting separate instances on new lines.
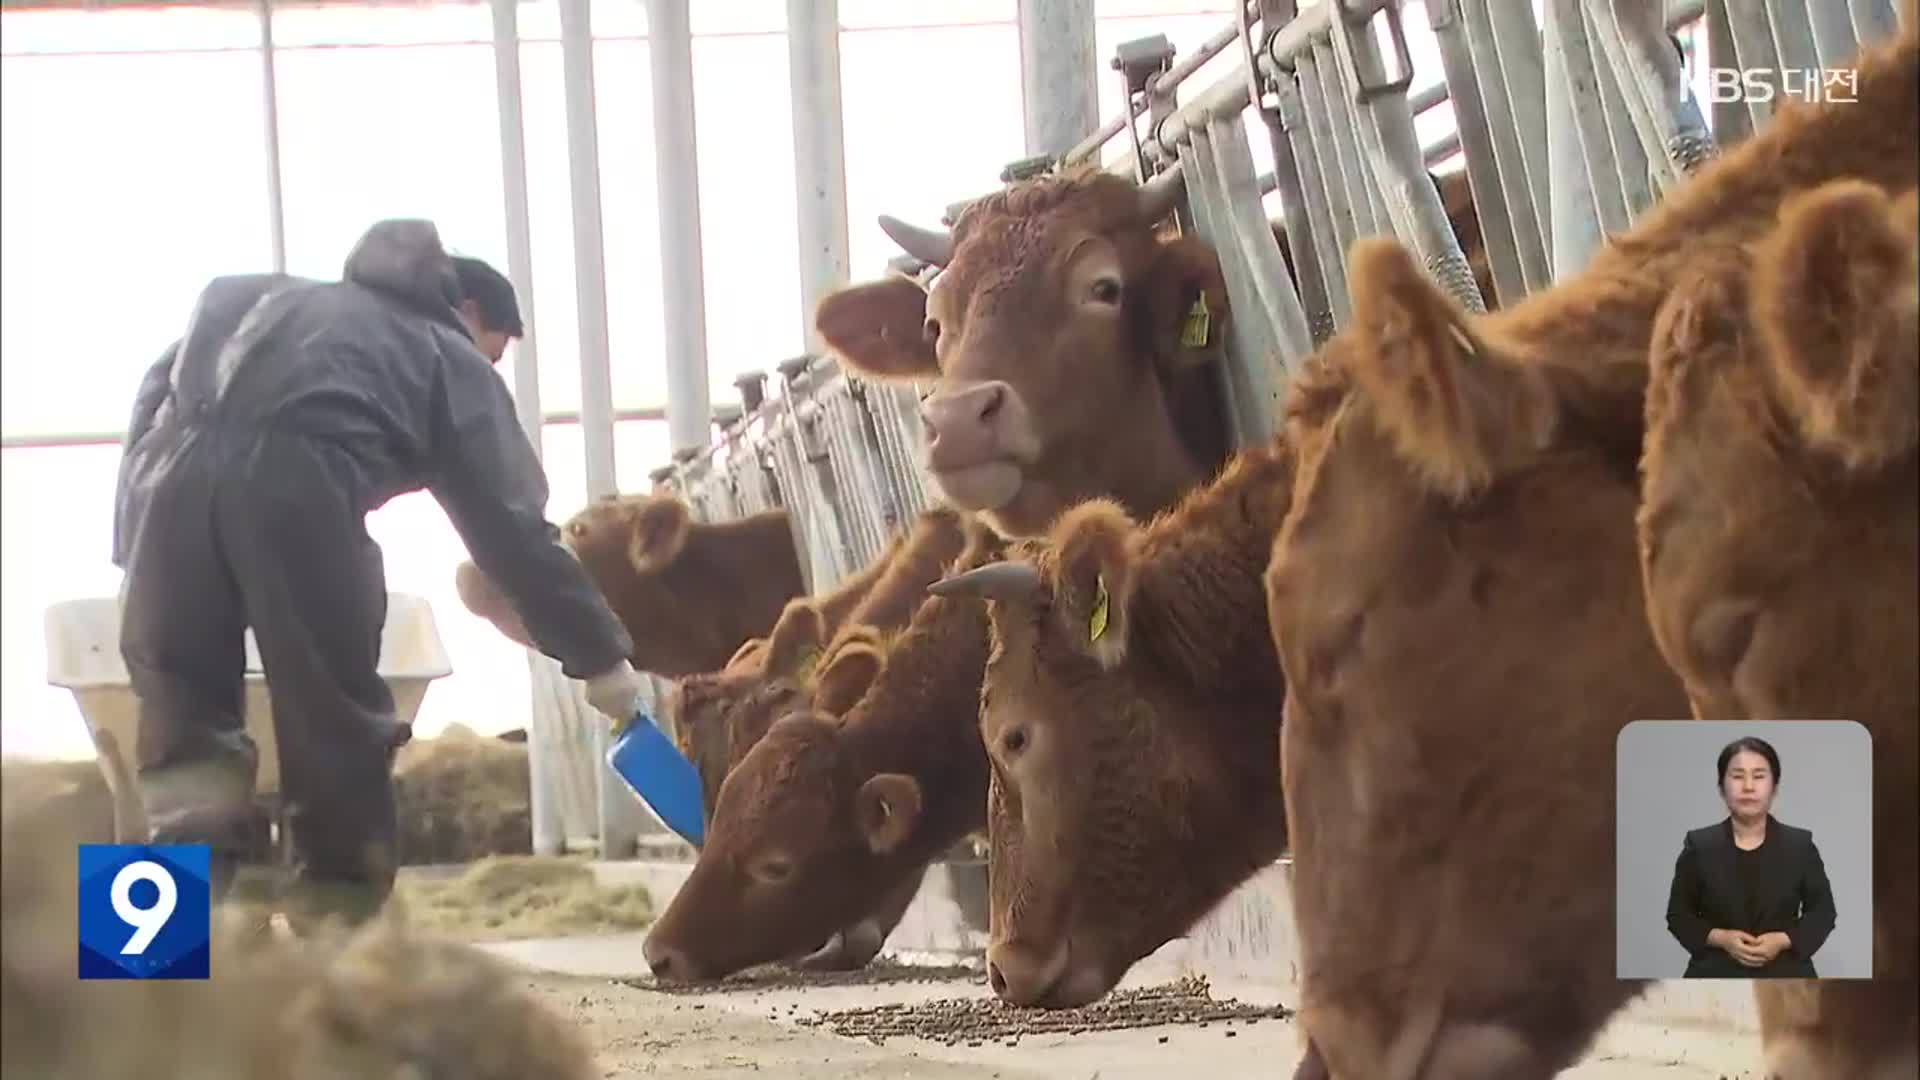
xmin=918 ymin=380 xmax=1039 ymax=512
xmin=985 ymin=936 xmax=1108 ymax=1008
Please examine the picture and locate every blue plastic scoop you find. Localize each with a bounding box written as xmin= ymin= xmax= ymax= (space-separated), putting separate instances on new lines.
xmin=605 ymin=707 xmax=706 ymax=848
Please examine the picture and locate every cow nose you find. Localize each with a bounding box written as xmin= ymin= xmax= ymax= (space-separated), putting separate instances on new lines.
xmin=920 ymin=381 xmax=1011 ymax=454
xmin=984 ymin=942 xmax=1059 ymax=1007
xmin=643 ymin=936 xmax=691 ymax=982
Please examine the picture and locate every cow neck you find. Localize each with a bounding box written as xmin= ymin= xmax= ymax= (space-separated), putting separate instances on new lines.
xmin=1084 ymin=389 xmax=1210 ymax=524
xmin=836 ymin=594 xmax=994 ymax=863
xmin=1488 ymin=28 xmax=1917 ymax=416
xmin=1129 ymin=439 xmax=1293 ymax=696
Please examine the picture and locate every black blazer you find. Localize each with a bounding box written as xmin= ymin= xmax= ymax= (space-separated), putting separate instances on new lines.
xmin=1665 ymin=815 xmax=1837 ymax=978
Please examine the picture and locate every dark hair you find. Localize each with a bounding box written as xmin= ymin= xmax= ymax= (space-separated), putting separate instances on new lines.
xmin=1716 ymin=736 xmax=1782 ymax=787
xmin=450 ymin=255 xmax=524 ymax=338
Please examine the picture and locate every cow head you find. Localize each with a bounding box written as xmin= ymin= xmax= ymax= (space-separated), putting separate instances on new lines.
xmin=930 ymin=494 xmax=1287 ymax=1008
xmin=668 ymin=600 xmax=821 ymax=822
xmin=1639 ymin=177 xmax=1917 ymax=728
xmin=639 ymin=634 xmax=900 ymax=982
xmin=1269 ymin=238 xmax=1681 ymax=706
xmin=816 ymin=169 xmax=1229 ymax=537
xmin=456 ymin=495 xmax=804 ymax=677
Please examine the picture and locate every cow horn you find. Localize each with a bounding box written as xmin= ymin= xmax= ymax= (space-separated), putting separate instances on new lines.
xmin=1136 ymin=168 xmax=1186 ymax=225
xmin=878 ymin=214 xmax=955 ymax=268
xmin=927 ymin=561 xmax=1045 ymax=603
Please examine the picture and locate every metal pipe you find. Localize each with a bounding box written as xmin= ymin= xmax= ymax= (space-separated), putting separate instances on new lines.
xmin=0 ymin=406 xmax=675 ymax=453
xmin=787 ymin=0 xmax=850 ymax=355
xmin=489 ymin=0 xmax=559 ymax=858
xmin=1806 ymin=0 xmax=1862 ymax=68
xmin=1064 ymin=11 xmax=1247 ymax=164
xmin=1545 ymin=0 xmax=1609 ymax=278
xmin=1705 ymin=0 xmax=1754 ymax=144
xmin=558 ymin=0 xmax=617 ymax=501
xmin=1428 ymin=0 xmax=1536 ymax=304
xmin=647 ymin=0 xmax=713 ymax=458
xmin=1763 ymin=0 xmax=1822 ymax=74
xmin=491 ymin=0 xmax=543 ymax=452
xmin=1720 ymin=0 xmax=1783 ymax=131
xmin=558 ymin=0 xmax=636 ymax=860
xmin=1017 ymin=0 xmax=1099 ymax=158
xmin=256 ymin=0 xmax=286 ymax=274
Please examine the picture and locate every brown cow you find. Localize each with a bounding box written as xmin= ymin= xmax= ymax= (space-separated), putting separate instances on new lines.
xmin=929 ymin=436 xmax=1296 ymax=1007
xmin=1639 ymin=180 xmax=1918 ymax=1080
xmin=456 ymin=494 xmax=806 ymax=678
xmin=640 ymin=518 xmax=1006 ymax=982
xmin=668 ymin=505 xmax=972 ymax=823
xmin=817 ymin=168 xmax=1235 ymax=538
xmin=1261 ymin=23 xmax=1916 ymax=1079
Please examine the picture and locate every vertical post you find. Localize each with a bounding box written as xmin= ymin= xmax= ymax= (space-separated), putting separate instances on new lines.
xmin=646 ymin=0 xmax=713 ymax=456
xmin=256 ymin=0 xmax=287 ymax=274
xmin=558 ymin=0 xmax=639 ymax=860
xmin=1705 ymin=0 xmax=1754 ymax=145
xmin=491 ymin=0 xmax=563 ymax=858
xmin=1016 ymin=0 xmax=1100 ymax=157
xmin=1544 ymin=0 xmax=1605 ymax=280
xmin=786 ymin=0 xmax=850 ymax=355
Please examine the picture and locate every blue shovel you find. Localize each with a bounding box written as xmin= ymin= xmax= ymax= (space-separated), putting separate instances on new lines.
xmin=605 ymin=706 xmax=707 ymax=849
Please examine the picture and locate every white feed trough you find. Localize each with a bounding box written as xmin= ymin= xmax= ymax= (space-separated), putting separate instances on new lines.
xmin=43 ymin=593 xmax=453 ymax=796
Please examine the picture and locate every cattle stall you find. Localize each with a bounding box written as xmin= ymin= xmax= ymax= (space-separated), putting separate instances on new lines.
xmin=522 ymin=0 xmax=1904 ymax=1038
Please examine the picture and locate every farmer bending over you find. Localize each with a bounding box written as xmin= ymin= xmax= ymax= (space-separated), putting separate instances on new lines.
xmin=110 ymin=218 xmax=646 ymax=929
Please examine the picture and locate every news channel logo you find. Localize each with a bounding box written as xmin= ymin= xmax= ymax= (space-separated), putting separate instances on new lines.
xmin=77 ymin=843 xmax=212 ymax=980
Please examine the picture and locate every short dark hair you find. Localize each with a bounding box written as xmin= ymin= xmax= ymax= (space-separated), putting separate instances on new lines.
xmin=1717 ymin=736 xmax=1782 ymax=787
xmin=450 ymin=255 xmax=524 ymax=338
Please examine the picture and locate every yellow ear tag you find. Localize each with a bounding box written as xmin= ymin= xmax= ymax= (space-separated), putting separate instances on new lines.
xmin=1180 ymin=295 xmax=1212 ymax=349
xmin=1088 ymin=575 xmax=1110 ymax=643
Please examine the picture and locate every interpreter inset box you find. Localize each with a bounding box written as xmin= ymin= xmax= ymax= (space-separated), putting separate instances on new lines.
xmin=1615 ymin=720 xmax=1872 ymax=980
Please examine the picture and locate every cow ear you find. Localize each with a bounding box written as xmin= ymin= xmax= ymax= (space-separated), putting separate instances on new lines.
xmin=1345 ymin=237 xmax=1554 ymax=502
xmin=763 ymin=600 xmax=826 ymax=679
xmin=628 ymin=497 xmax=692 ymax=572
xmin=1046 ymin=499 xmax=1139 ymax=670
xmin=816 ymin=277 xmax=938 ymax=381
xmin=854 ymin=772 xmax=922 ymax=855
xmin=1646 ymin=244 xmax=1751 ymax=437
xmin=1753 ymin=180 xmax=1919 ymax=472
xmin=812 ymin=631 xmax=885 ymax=716
xmin=1145 ymin=235 xmax=1231 ymax=370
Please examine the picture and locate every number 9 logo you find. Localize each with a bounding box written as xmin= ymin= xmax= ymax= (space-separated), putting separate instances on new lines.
xmin=110 ymin=859 xmax=178 ymax=955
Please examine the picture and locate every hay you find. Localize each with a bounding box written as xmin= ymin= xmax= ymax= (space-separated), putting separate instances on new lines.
xmin=0 ymin=756 xmax=114 ymax=844
xmin=393 ymin=855 xmax=655 ymax=942
xmin=5 ymin=723 xmax=539 ymax=869
xmin=393 ymin=724 xmax=534 ymax=865
xmin=1 ymin=786 xmax=599 ymax=1080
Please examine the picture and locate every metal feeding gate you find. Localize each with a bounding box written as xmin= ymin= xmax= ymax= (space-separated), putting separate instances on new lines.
xmin=539 ymin=0 xmax=1904 ymax=858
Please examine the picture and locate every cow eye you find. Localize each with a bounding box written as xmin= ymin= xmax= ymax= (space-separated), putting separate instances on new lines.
xmin=923 ymin=317 xmax=942 ymax=344
xmin=749 ymin=854 xmax=793 ymax=884
xmin=1001 ymin=727 xmax=1029 ymax=757
xmin=1088 ymin=276 xmax=1122 ymax=306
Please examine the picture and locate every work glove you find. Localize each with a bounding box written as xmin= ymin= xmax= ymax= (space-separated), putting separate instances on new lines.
xmin=584 ymin=659 xmax=647 ymax=734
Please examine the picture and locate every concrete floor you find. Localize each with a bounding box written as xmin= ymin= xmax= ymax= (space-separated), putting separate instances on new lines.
xmin=473 ymin=858 xmax=1776 ymax=1079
